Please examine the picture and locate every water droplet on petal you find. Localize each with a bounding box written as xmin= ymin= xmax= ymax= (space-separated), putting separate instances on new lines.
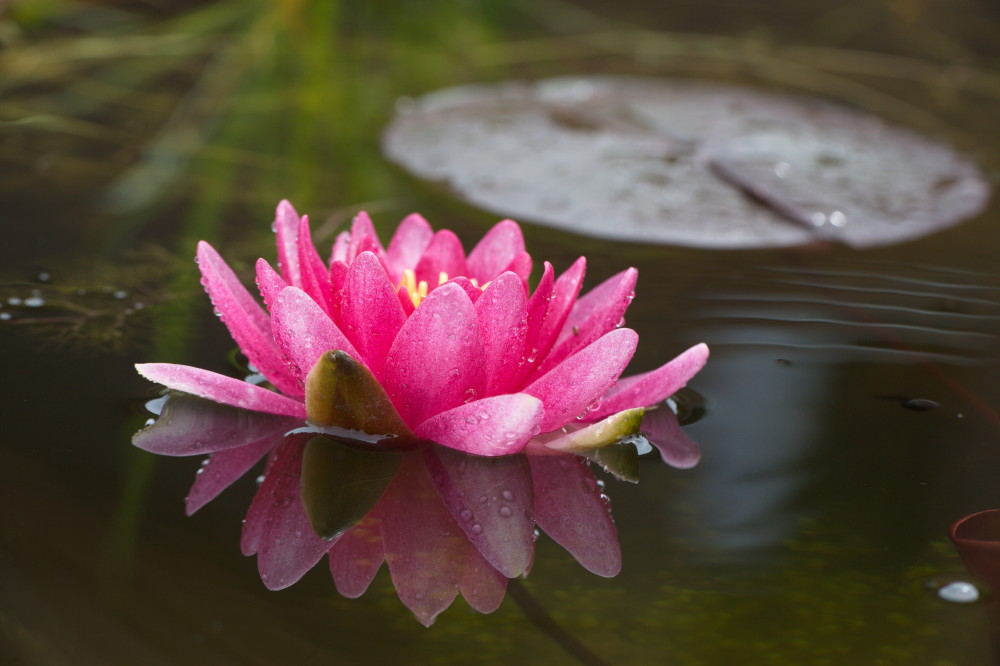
xmin=498 ymin=506 xmax=512 ymax=518
xmin=501 ymin=490 xmax=514 ymax=501
xmin=470 ymin=523 xmax=483 ymax=535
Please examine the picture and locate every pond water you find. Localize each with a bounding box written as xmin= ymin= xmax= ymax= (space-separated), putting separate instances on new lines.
xmin=3 ymin=1 xmax=1000 ymax=664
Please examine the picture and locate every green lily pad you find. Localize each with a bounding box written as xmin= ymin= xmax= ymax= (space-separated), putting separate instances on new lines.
xmin=301 ymin=436 xmax=402 ymax=540
xmin=583 ymin=440 xmax=641 ymax=484
xmin=541 ymin=408 xmax=645 ymax=454
xmin=305 ymin=350 xmax=413 ymax=440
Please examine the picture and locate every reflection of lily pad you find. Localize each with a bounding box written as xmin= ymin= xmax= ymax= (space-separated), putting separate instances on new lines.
xmin=383 ymin=77 xmax=990 ymax=249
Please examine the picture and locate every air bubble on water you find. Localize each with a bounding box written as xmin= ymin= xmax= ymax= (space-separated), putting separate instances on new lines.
xmin=7 ymin=297 xmax=22 ymax=306
xmin=938 ymin=581 xmax=980 ymax=603
xmin=113 ymin=290 xmax=128 ymax=299
xmin=37 ymin=272 xmax=51 ymax=282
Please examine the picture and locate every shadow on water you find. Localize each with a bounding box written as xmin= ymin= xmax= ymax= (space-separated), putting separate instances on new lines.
xmin=2 ymin=0 xmax=1000 ymax=664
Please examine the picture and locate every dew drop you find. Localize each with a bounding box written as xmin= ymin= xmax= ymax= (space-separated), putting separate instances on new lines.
xmin=460 ymin=508 xmax=473 ymax=521
xmin=498 ymin=506 xmax=513 ymax=518
xmin=470 ymin=523 xmax=483 ymax=535
xmin=501 ymin=490 xmax=514 ymax=501
xmin=464 ymin=388 xmax=477 ymax=403
xmin=478 ymin=494 xmax=489 ymax=504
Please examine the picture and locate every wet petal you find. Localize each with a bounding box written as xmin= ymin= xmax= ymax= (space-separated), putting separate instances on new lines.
xmin=383 ymin=282 xmax=484 ymax=426
xmin=425 ymin=446 xmax=535 ymax=577
xmin=414 ymin=394 xmax=543 ymax=457
xmin=591 ymin=343 xmax=710 ymax=420
xmin=467 ymin=219 xmax=525 ymax=284
xmin=254 ymin=258 xmax=287 ymax=313
xmin=296 ymin=215 xmax=334 ymax=314
xmin=340 ymin=251 xmax=407 ymax=377
xmin=348 ymin=211 xmax=387 ymax=264
xmin=135 ymin=363 xmax=306 ymax=417
xmin=538 ymin=268 xmax=637 ymax=376
xmin=524 ymin=328 xmax=638 ymax=432
xmin=185 ymin=432 xmax=281 ymax=515
xmin=475 ymin=272 xmax=528 ymax=395
xmin=516 ymin=257 xmax=585 ymax=387
xmin=196 ymin=241 xmax=299 ymax=396
xmin=530 ymin=454 xmax=621 ymax=577
xmin=274 ymin=200 xmax=303 ymax=286
xmin=270 ymin=286 xmax=361 ymax=383
xmin=414 ymin=230 xmax=468 ymax=287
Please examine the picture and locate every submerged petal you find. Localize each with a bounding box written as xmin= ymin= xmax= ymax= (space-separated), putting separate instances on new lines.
xmin=530 ymin=454 xmax=621 ymax=577
xmin=185 ymin=432 xmax=280 ymax=515
xmin=135 ymin=363 xmax=306 ymax=417
xmin=329 ymin=510 xmax=385 ymax=598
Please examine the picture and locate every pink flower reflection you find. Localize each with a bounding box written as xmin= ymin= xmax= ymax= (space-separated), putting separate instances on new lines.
xmin=136 ymin=200 xmax=708 ymax=458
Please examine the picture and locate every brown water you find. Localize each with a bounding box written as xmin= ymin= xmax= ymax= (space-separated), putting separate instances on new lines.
xmin=2 ymin=1 xmax=1000 ymax=664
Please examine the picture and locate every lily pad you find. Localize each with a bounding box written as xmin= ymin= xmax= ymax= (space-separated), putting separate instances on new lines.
xmin=383 ymin=76 xmax=990 ymax=249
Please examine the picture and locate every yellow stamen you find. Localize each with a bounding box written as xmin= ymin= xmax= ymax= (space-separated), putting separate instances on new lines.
xmin=397 ymin=269 xmax=489 ymax=309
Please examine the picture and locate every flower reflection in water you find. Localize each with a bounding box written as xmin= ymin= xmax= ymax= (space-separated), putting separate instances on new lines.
xmin=134 ymin=202 xmax=708 ymax=624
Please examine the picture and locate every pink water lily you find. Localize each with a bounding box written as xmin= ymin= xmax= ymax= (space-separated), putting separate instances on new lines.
xmin=136 ymin=200 xmax=708 ymax=459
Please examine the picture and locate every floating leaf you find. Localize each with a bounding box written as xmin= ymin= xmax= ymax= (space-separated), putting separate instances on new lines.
xmin=305 ymin=350 xmax=413 ymax=441
xmin=301 ymin=436 xmax=402 ymax=540
xmin=384 ymin=76 xmax=990 ymax=249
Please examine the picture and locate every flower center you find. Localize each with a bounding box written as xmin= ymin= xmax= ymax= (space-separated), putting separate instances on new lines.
xmin=398 ymin=269 xmax=485 ymax=308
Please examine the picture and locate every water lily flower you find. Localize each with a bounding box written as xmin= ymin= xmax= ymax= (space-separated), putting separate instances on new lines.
xmin=133 ymin=200 xmax=709 ymax=623
xmin=137 ymin=200 xmax=708 ymax=459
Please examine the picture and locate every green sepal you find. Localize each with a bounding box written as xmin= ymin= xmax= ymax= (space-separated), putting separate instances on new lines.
xmin=583 ymin=440 xmax=640 ymax=483
xmin=301 ymin=436 xmax=402 ymax=540
xmin=542 ymin=408 xmax=645 ymax=454
xmin=305 ymin=349 xmax=413 ymax=440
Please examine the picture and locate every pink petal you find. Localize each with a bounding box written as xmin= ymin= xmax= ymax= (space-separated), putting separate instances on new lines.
xmin=589 ymin=343 xmax=710 ymax=420
xmin=475 ymin=272 xmax=528 ymax=395
xmin=467 ymin=219 xmax=525 ymax=284
xmin=185 ymin=432 xmax=281 ymax=515
xmin=537 ymin=268 xmax=637 ymax=377
xmin=254 ymin=258 xmax=287 ymax=313
xmin=195 ymin=241 xmax=299 ymax=397
xmin=328 ymin=260 xmax=349 ymax=326
xmin=331 ymin=230 xmax=350 ymax=264
xmin=447 ymin=276 xmax=483 ymax=304
xmin=340 ymin=252 xmax=407 ymax=378
xmin=348 ymin=211 xmax=387 ymax=264
xmin=397 ymin=285 xmax=416 ymax=315
xmin=460 ymin=548 xmax=507 ymax=614
xmin=329 ymin=510 xmax=385 ymax=598
xmin=135 ymin=363 xmax=306 ymax=417
xmin=530 ymin=454 xmax=621 ymax=577
xmin=503 ymin=251 xmax=533 ymax=287
xmin=382 ymin=282 xmax=484 ymax=427
xmin=250 ymin=436 xmax=336 ymax=590
xmin=380 ymin=454 xmax=465 ymax=626
xmin=274 ymin=200 xmax=303 ymax=286
xmin=415 ymin=393 xmax=542 ymax=457
xmin=640 ymin=407 xmax=701 ymax=469
xmin=414 ymin=230 xmax=468 ymax=286
xmin=241 ymin=446 xmax=278 ymax=557
xmin=424 ymin=446 xmax=535 ymax=577
xmin=296 ymin=215 xmax=334 ymax=314
xmin=524 ymin=328 xmax=638 ymax=432
xmin=270 ymin=286 xmax=361 ymax=383
xmin=386 ymin=213 xmax=433 ymax=281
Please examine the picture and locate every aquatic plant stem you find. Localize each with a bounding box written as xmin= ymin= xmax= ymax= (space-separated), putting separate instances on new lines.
xmin=507 ymin=578 xmax=611 ymax=666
